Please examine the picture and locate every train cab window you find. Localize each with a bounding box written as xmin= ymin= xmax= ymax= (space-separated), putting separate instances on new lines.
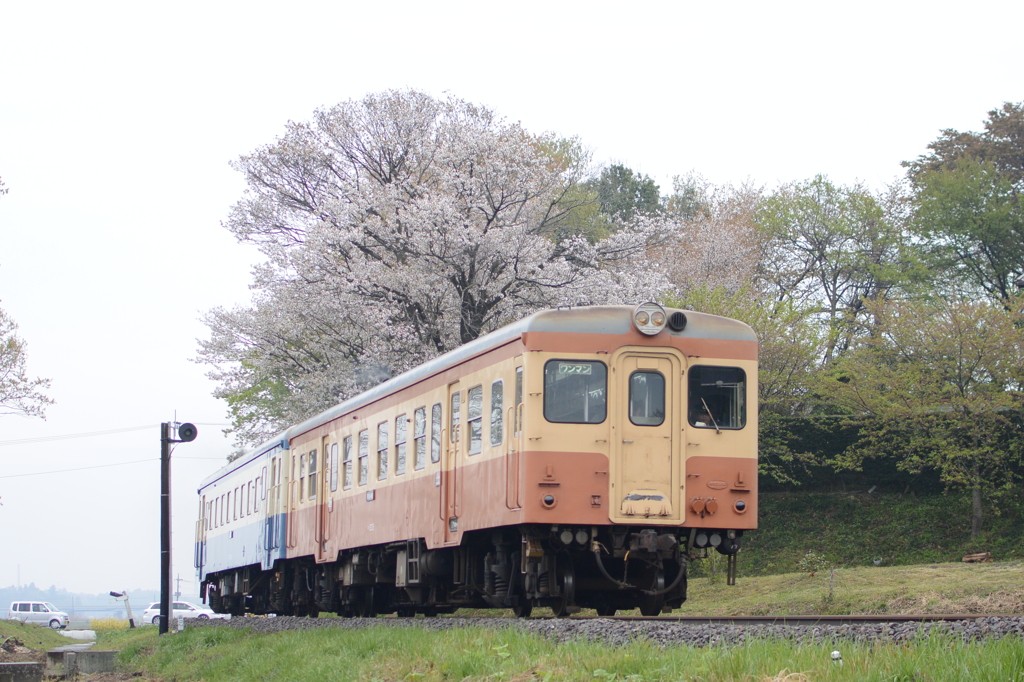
xmin=395 ymin=415 xmax=408 ymax=475
xmin=629 ymin=371 xmax=665 ymax=426
xmin=377 ymin=422 xmax=389 ymax=481
xmin=450 ymin=393 xmax=461 ymax=443
xmin=330 ymin=443 xmax=339 ymax=492
xmin=688 ymin=365 xmax=747 ymax=429
xmin=430 ymin=403 xmax=442 ymax=463
xmin=308 ymin=450 xmax=318 ymax=500
xmin=490 ymin=380 xmax=503 ymax=446
xmin=543 ymin=360 xmax=607 ymax=424
xmin=343 ymin=436 xmax=353 ymax=490
xmin=468 ymin=385 xmax=483 ymax=455
xmin=414 ymin=407 xmax=427 ymax=470
xmin=358 ymin=430 xmax=369 ymax=485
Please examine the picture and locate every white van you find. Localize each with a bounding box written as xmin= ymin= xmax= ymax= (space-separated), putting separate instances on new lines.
xmin=5 ymin=601 xmax=70 ymax=629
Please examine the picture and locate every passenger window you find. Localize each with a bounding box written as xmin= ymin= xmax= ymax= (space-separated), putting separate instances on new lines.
xmin=468 ymin=385 xmax=483 ymax=455
xmin=413 ymin=407 xmax=426 ymax=470
xmin=33 ymin=604 xmax=43 ymax=612
xmin=227 ymin=492 xmax=232 ymax=522
xmin=490 ymin=380 xmax=503 ymax=446
xmin=395 ymin=415 xmax=407 ymax=475
xmin=343 ymin=436 xmax=353 ymax=490
xmin=299 ymin=455 xmax=307 ymax=501
xmin=688 ymin=365 xmax=747 ymax=429
xmin=430 ymin=403 xmax=442 ymax=463
xmin=377 ymin=422 xmax=389 ymax=480
xmin=308 ymin=450 xmax=318 ymax=500
xmin=358 ymin=430 xmax=369 ymax=485
xmin=543 ymin=360 xmax=607 ymax=424
xmin=18 ymin=604 xmax=29 ymax=612
xmin=629 ymin=371 xmax=665 ymax=426
xmin=330 ymin=443 xmax=339 ymax=492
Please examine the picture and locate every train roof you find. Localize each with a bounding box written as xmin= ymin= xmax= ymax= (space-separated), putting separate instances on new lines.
xmin=198 ymin=305 xmax=755 ymax=490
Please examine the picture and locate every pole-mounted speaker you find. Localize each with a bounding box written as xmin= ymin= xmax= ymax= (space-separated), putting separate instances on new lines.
xmin=177 ymin=423 xmax=198 ymax=442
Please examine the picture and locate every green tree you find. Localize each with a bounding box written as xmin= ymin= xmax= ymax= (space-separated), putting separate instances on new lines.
xmin=821 ymin=295 xmax=1024 ymax=536
xmin=911 ymin=157 xmax=1024 ymax=302
xmin=590 ymin=164 xmax=661 ymax=220
xmin=755 ymin=176 xmax=925 ymax=365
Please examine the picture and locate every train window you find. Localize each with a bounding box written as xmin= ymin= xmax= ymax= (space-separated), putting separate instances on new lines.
xmin=234 ymin=487 xmax=239 ymax=520
xmin=343 ymin=436 xmax=353 ymax=490
xmin=414 ymin=407 xmax=426 ymax=470
xmin=629 ymin=371 xmax=665 ymax=426
xmin=377 ymin=422 xmax=389 ymax=480
xmin=299 ymin=454 xmax=307 ymax=501
xmin=490 ymin=380 xmax=503 ymax=446
xmin=468 ymin=385 xmax=483 ymax=455
xmin=309 ymin=450 xmax=318 ymax=500
xmin=688 ymin=365 xmax=747 ymax=429
xmin=358 ymin=430 xmax=369 ymax=485
xmin=227 ymin=491 xmax=233 ymax=523
xmin=430 ymin=403 xmax=442 ymax=463
xmin=395 ymin=414 xmax=407 ymax=475
xmin=543 ymin=360 xmax=607 ymax=424
xmin=450 ymin=392 xmax=461 ymax=443
xmin=330 ymin=443 xmax=339 ymax=492
xmin=514 ymin=367 xmax=523 ymax=435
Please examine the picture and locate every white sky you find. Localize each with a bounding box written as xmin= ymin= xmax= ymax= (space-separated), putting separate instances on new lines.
xmin=0 ymin=0 xmax=1020 ymax=597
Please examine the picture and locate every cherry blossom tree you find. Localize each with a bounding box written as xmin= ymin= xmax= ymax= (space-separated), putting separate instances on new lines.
xmin=200 ymin=91 xmax=676 ymax=445
xmin=0 ymin=306 xmax=53 ymax=419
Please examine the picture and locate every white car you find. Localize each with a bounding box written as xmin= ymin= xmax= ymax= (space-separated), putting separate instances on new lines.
xmin=141 ymin=601 xmax=229 ymax=625
xmin=6 ymin=601 xmax=70 ymax=629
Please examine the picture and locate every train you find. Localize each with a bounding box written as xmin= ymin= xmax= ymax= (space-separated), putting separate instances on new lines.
xmin=195 ymin=302 xmax=758 ymax=617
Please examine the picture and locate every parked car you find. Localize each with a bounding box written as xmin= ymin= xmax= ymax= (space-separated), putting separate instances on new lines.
xmin=6 ymin=601 xmax=70 ymax=629
xmin=141 ymin=601 xmax=229 ymax=625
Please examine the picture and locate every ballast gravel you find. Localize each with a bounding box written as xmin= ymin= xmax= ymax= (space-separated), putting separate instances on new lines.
xmin=187 ymin=615 xmax=1024 ymax=646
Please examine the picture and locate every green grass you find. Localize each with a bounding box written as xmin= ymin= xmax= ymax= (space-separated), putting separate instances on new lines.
xmin=736 ymin=492 xmax=1024 ymax=576
xmin=98 ymin=622 xmax=1024 ymax=681
xmin=0 ymin=619 xmax=75 ymax=652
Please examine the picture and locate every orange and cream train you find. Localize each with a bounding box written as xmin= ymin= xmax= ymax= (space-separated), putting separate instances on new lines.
xmin=195 ymin=303 xmax=757 ymax=617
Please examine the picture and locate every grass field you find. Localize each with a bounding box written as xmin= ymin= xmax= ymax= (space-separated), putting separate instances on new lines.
xmin=79 ymin=561 xmax=1024 ymax=681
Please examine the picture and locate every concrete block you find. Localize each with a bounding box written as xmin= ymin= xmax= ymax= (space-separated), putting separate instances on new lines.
xmin=0 ymin=662 xmax=44 ymax=682
xmin=64 ymin=651 xmax=118 ymax=675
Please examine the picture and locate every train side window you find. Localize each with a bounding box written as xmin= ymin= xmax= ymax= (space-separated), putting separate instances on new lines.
xmin=514 ymin=367 xmax=523 ymax=435
xmin=490 ymin=380 xmax=503 ymax=446
xmin=395 ymin=414 xmax=408 ymax=475
xmin=358 ymin=430 xmax=369 ymax=485
xmin=629 ymin=371 xmax=665 ymax=426
xmin=688 ymin=365 xmax=747 ymax=429
xmin=343 ymin=436 xmax=354 ymax=490
xmin=430 ymin=403 xmax=442 ymax=463
xmin=450 ymin=393 xmax=461 ymax=443
xmin=309 ymin=449 xmax=318 ymax=500
xmin=234 ymin=487 xmax=239 ymax=520
xmin=227 ymin=492 xmax=232 ymax=523
xmin=377 ymin=422 xmax=389 ymax=480
xmin=413 ymin=407 xmax=426 ymax=470
xmin=330 ymin=443 xmax=339 ymax=492
xmin=299 ymin=454 xmax=307 ymax=501
xmin=467 ymin=385 xmax=483 ymax=455
xmin=543 ymin=360 xmax=607 ymax=424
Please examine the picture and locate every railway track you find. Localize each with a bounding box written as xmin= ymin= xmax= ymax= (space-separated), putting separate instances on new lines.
xmin=606 ymin=613 xmax=1014 ymax=625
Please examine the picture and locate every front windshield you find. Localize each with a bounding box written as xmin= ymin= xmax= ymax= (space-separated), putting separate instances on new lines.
xmin=44 ymin=603 xmax=58 ymax=612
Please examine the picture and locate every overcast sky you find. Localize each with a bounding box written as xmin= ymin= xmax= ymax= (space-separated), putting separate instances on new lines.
xmin=1 ymin=0 xmax=1020 ymax=599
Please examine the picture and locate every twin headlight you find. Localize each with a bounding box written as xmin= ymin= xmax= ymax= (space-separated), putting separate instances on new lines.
xmin=633 ymin=302 xmax=687 ymax=336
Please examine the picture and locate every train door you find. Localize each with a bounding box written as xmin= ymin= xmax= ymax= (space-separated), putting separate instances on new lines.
xmin=194 ymin=495 xmax=207 ymax=576
xmin=609 ymin=350 xmax=682 ymax=523
xmin=505 ymin=363 xmax=524 ymax=510
xmin=286 ymin=451 xmax=298 ymax=549
xmin=441 ymin=381 xmax=462 ymax=543
xmin=316 ymin=437 xmax=332 ymax=561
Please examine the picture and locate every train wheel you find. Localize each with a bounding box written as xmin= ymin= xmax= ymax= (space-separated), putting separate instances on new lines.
xmin=638 ymin=568 xmax=665 ymax=617
xmin=511 ymin=601 xmax=533 ymax=618
xmin=421 ymin=606 xmax=438 ymax=618
xmin=595 ymin=604 xmax=616 ymax=617
xmin=550 ymin=556 xmax=575 ymax=618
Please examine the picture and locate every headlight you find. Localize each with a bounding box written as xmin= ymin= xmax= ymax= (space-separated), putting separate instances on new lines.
xmin=632 ymin=302 xmax=668 ymax=336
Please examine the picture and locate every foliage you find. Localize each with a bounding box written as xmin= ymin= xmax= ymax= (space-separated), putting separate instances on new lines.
xmin=200 ymin=90 xmax=679 ymax=446
xmin=910 ymin=157 xmax=1024 ymax=301
xmin=755 ymin=176 xmax=925 ymax=365
xmin=0 ymin=306 xmax=53 ymax=419
xmin=588 ymin=163 xmax=661 ymax=221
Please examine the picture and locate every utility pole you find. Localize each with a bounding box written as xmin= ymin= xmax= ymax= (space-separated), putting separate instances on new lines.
xmin=159 ymin=421 xmax=197 ymax=635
